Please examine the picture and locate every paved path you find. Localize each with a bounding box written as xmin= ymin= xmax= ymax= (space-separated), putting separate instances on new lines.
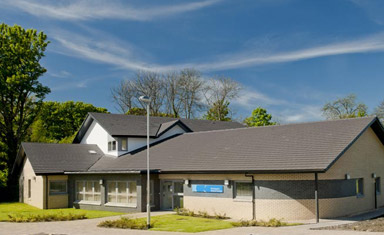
xmin=1 ymin=209 xmax=384 ymax=235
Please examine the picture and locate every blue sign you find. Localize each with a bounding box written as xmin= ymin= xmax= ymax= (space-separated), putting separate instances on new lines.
xmin=192 ymin=184 xmax=224 ymax=193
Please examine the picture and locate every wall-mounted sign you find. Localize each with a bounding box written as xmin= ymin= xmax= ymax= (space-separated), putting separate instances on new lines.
xmin=192 ymin=184 xmax=224 ymax=193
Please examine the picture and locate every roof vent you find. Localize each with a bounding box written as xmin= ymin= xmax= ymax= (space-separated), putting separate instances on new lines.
xmin=88 ymin=150 xmax=97 ymax=154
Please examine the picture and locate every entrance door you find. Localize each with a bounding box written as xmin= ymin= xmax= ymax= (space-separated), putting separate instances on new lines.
xmin=162 ymin=181 xmax=173 ymax=210
xmin=161 ymin=181 xmax=184 ymax=210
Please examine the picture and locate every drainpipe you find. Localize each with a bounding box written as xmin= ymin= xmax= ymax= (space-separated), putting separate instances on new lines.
xmin=245 ymin=173 xmax=255 ymax=220
xmin=314 ymin=173 xmax=319 ymax=223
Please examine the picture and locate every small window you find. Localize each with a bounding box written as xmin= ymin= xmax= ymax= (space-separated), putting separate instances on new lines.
xmin=108 ymin=141 xmax=117 ymax=151
xmin=356 ymin=178 xmax=364 ymax=197
xmin=28 ymin=179 xmax=31 ymax=198
xmin=121 ymin=138 xmax=128 ymax=151
xmin=376 ymin=177 xmax=381 ymax=195
xmin=235 ymin=182 xmax=253 ymax=200
xmin=49 ymin=181 xmax=67 ymax=195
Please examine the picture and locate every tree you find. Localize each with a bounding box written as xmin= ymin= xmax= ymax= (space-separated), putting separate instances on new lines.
xmin=244 ymin=107 xmax=276 ymax=127
xmin=203 ymin=76 xmax=241 ymax=121
xmin=322 ymin=94 xmax=368 ymax=119
xmin=0 ymin=24 xmax=50 ymax=189
xmin=29 ymin=101 xmax=108 ymax=143
xmin=374 ymin=100 xmax=384 ymax=122
xmin=179 ymin=69 xmax=204 ymax=119
xmin=204 ymin=100 xmax=232 ymax=121
xmin=126 ymin=107 xmax=147 ymax=116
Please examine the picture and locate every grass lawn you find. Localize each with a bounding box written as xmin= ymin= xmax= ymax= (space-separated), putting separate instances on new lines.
xmin=100 ymin=214 xmax=234 ymax=233
xmin=0 ymin=202 xmax=124 ymax=222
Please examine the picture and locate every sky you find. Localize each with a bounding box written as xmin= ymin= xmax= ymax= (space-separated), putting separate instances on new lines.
xmin=1 ymin=0 xmax=384 ymax=123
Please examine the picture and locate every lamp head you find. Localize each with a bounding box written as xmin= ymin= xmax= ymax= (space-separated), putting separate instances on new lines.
xmin=139 ymin=96 xmax=151 ymax=103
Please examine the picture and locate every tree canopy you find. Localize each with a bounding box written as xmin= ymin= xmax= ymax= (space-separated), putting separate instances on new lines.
xmin=244 ymin=107 xmax=276 ymax=127
xmin=204 ymin=100 xmax=232 ymax=121
xmin=29 ymin=101 xmax=108 ymax=143
xmin=0 ymin=24 xmax=50 ymax=189
xmin=322 ymin=94 xmax=368 ymax=119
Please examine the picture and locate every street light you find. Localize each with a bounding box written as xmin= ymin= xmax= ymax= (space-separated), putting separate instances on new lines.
xmin=139 ymin=95 xmax=151 ymax=229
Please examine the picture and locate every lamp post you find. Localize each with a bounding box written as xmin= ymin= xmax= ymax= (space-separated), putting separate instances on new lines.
xmin=139 ymin=95 xmax=151 ymax=229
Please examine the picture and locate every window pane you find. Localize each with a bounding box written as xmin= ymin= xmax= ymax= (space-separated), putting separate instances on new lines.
xmin=85 ymin=193 xmax=93 ymax=201
xmin=236 ymin=182 xmax=253 ymax=197
xmin=76 ymin=182 xmax=83 ymax=193
xmin=50 ymin=181 xmax=67 ymax=194
xmin=86 ymin=182 xmax=93 ymax=193
xmin=108 ymin=195 xmax=116 ymax=203
xmin=129 ymin=181 xmax=137 ymax=194
xmin=117 ymin=195 xmax=127 ymax=203
xmin=118 ymin=182 xmax=126 ymax=194
xmin=76 ymin=193 xmax=83 ymax=201
xmin=94 ymin=182 xmax=100 ymax=193
xmin=376 ymin=178 xmax=381 ymax=194
xmin=128 ymin=196 xmax=137 ymax=205
xmin=174 ymin=182 xmax=183 ymax=193
xmin=108 ymin=182 xmax=116 ymax=193
xmin=108 ymin=142 xmax=111 ymax=151
xmin=122 ymin=139 xmax=127 ymax=151
xmin=112 ymin=141 xmax=117 ymax=150
xmin=94 ymin=194 xmax=101 ymax=202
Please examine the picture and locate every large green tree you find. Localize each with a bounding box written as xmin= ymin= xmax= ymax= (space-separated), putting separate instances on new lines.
xmin=244 ymin=107 xmax=276 ymax=127
xmin=0 ymin=24 xmax=50 ymax=189
xmin=29 ymin=101 xmax=108 ymax=143
xmin=204 ymin=100 xmax=232 ymax=121
xmin=322 ymin=94 xmax=368 ymax=119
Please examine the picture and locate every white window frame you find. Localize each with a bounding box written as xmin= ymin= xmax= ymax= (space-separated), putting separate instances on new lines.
xmin=75 ymin=180 xmax=101 ymax=205
xmin=106 ymin=181 xmax=137 ymax=208
xmin=49 ymin=180 xmax=67 ymax=195
xmin=108 ymin=140 xmax=117 ymax=151
xmin=234 ymin=181 xmax=253 ymax=201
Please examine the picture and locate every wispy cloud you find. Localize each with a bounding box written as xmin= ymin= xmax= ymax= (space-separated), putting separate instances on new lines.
xmin=51 ymin=31 xmax=384 ymax=73
xmin=2 ymin=0 xmax=220 ymax=21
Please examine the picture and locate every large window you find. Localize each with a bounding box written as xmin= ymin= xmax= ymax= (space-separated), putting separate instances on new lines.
xmin=235 ymin=182 xmax=253 ymax=200
xmin=76 ymin=181 xmax=101 ymax=203
xmin=107 ymin=181 xmax=137 ymax=207
xmin=108 ymin=141 xmax=116 ymax=151
xmin=356 ymin=178 xmax=364 ymax=197
xmin=376 ymin=177 xmax=381 ymax=195
xmin=49 ymin=180 xmax=67 ymax=195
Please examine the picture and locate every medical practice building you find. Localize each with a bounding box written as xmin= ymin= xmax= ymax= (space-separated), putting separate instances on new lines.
xmin=12 ymin=113 xmax=384 ymax=221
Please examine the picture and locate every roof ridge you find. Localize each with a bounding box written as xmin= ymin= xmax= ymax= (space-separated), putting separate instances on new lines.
xmin=182 ymin=116 xmax=377 ymax=136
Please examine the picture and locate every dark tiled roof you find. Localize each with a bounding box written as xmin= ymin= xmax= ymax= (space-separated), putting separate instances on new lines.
xmin=21 ymin=143 xmax=103 ymax=174
xmin=88 ymin=112 xmax=245 ymax=137
xmin=89 ymin=117 xmax=382 ymax=173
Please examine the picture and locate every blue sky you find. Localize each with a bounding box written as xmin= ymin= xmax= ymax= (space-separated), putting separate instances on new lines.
xmin=2 ymin=0 xmax=384 ymax=123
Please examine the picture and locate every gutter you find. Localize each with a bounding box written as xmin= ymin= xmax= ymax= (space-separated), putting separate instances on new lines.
xmin=64 ymin=171 xmax=142 ymax=174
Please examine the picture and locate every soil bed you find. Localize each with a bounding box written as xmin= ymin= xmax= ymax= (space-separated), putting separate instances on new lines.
xmin=314 ymin=217 xmax=384 ymax=232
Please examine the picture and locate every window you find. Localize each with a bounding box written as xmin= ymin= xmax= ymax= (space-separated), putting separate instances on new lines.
xmin=376 ymin=177 xmax=381 ymax=195
xmin=150 ymin=180 xmax=155 ymax=206
xmin=76 ymin=181 xmax=101 ymax=202
xmin=235 ymin=182 xmax=253 ymax=200
xmin=108 ymin=141 xmax=116 ymax=151
xmin=49 ymin=181 xmax=67 ymax=195
xmin=121 ymin=138 xmax=128 ymax=151
xmin=107 ymin=181 xmax=137 ymax=207
xmin=356 ymin=178 xmax=364 ymax=197
xmin=28 ymin=179 xmax=31 ymax=198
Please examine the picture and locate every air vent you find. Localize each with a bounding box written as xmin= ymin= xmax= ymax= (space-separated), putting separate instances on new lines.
xmin=88 ymin=150 xmax=97 ymax=154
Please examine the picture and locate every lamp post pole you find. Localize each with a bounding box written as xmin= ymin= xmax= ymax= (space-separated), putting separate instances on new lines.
xmin=146 ymin=102 xmax=150 ymax=229
xmin=139 ymin=95 xmax=151 ymax=229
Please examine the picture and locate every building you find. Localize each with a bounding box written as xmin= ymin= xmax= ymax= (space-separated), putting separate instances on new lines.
xmin=12 ymin=113 xmax=384 ymax=221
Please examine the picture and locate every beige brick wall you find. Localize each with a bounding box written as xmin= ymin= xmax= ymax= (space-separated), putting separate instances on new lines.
xmin=161 ymin=127 xmax=384 ymax=221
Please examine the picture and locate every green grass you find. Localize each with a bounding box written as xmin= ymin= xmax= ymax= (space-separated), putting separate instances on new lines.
xmin=99 ymin=214 xmax=234 ymax=233
xmin=0 ymin=202 xmax=124 ymax=222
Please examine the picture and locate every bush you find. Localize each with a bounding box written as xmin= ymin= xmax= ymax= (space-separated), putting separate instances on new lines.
xmin=231 ymin=218 xmax=289 ymax=227
xmin=8 ymin=212 xmax=87 ymax=222
xmin=174 ymin=208 xmax=229 ymax=220
xmin=98 ymin=217 xmax=150 ymax=230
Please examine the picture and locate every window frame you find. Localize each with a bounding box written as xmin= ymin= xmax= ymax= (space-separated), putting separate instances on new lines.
xmin=49 ymin=180 xmax=67 ymax=195
xmin=234 ymin=181 xmax=253 ymax=201
xmin=75 ymin=180 xmax=101 ymax=204
xmin=108 ymin=140 xmax=117 ymax=152
xmin=356 ymin=178 xmax=364 ymax=198
xmin=28 ymin=179 xmax=31 ymax=198
xmin=106 ymin=180 xmax=137 ymax=208
xmin=121 ymin=138 xmax=128 ymax=151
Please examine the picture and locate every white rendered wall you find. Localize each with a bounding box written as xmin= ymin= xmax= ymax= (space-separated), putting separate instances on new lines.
xmin=80 ymin=121 xmax=118 ymax=156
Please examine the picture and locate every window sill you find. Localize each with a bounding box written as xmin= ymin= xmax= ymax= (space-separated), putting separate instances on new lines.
xmin=233 ymin=198 xmax=253 ymax=202
xmin=105 ymin=203 xmax=137 ymax=208
xmin=74 ymin=201 xmax=102 ymax=206
xmin=356 ymin=194 xmax=365 ymax=198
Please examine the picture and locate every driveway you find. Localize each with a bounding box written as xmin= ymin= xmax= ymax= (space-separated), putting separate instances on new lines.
xmin=1 ymin=210 xmax=384 ymax=235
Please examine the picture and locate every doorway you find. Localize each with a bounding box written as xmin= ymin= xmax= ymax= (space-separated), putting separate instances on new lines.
xmin=161 ymin=180 xmax=184 ymax=210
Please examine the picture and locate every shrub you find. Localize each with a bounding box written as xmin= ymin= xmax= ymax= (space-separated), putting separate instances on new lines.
xmin=8 ymin=212 xmax=87 ymax=222
xmin=174 ymin=208 xmax=229 ymax=220
xmin=98 ymin=217 xmax=151 ymax=230
xmin=231 ymin=218 xmax=289 ymax=227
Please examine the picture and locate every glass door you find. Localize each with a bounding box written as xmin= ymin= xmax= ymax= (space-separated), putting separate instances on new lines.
xmin=161 ymin=181 xmax=184 ymax=210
